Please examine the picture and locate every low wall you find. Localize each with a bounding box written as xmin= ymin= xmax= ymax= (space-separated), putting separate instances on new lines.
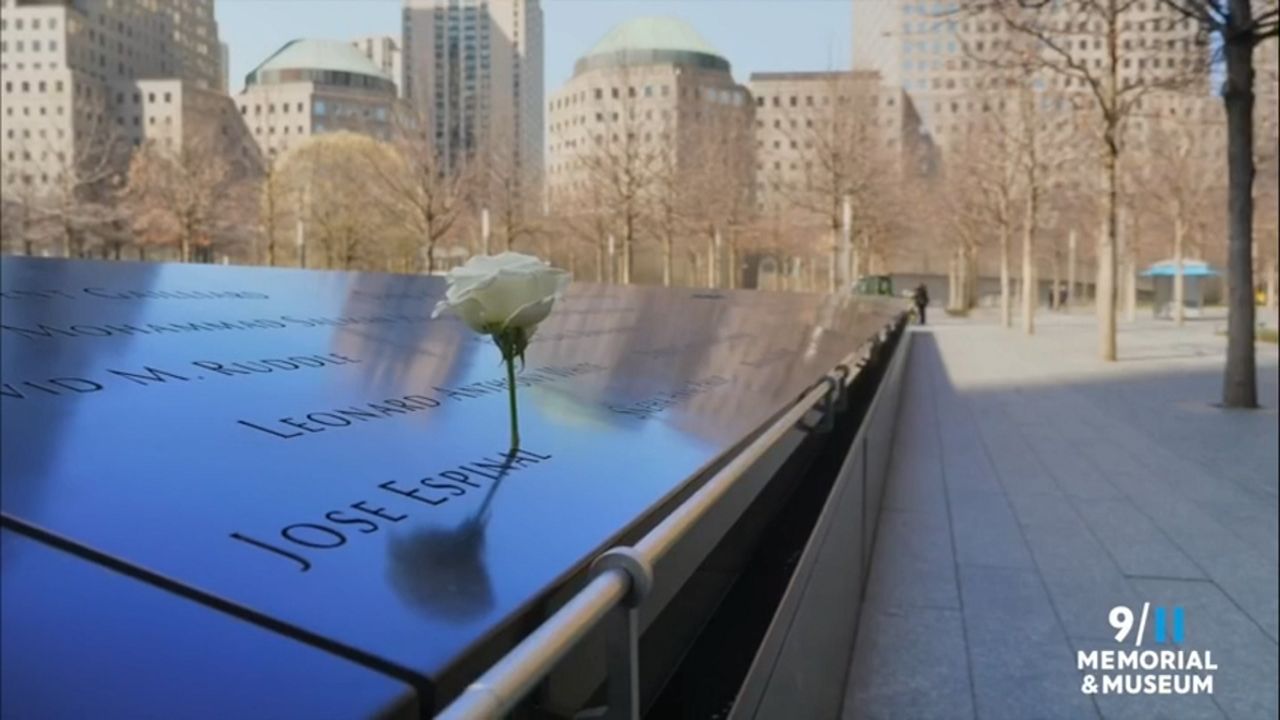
xmin=730 ymin=321 xmax=913 ymax=720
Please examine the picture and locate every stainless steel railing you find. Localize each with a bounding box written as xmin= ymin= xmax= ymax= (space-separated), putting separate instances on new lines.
xmin=436 ymin=338 xmax=882 ymax=720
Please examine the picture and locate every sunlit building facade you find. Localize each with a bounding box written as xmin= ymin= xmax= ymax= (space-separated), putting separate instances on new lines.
xmin=402 ymin=0 xmax=543 ymax=192
xmin=0 ymin=0 xmax=223 ymax=193
xmin=851 ymin=0 xmax=1208 ymax=151
xmin=546 ymin=17 xmax=753 ymax=205
xmin=236 ymin=39 xmax=400 ymax=160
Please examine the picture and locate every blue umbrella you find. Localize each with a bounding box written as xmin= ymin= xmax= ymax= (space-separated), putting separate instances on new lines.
xmin=1142 ymin=259 xmax=1222 ymax=277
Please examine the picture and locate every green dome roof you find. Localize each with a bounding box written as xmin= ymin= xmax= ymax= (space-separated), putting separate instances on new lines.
xmin=586 ymin=17 xmax=722 ymax=59
xmin=246 ymin=39 xmax=392 ymax=89
xmin=575 ymin=17 xmax=730 ymax=76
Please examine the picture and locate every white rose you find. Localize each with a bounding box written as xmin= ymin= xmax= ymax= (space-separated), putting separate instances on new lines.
xmin=431 ymin=252 xmax=571 ymax=335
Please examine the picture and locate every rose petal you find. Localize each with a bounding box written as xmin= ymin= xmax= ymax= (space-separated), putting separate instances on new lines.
xmin=437 ymin=252 xmax=572 ymax=335
xmin=503 ymin=296 xmax=555 ymax=329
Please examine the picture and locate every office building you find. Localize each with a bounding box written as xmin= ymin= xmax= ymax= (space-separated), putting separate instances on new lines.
xmin=546 ymin=16 xmax=753 ymax=205
xmin=219 ymin=41 xmax=230 ymax=93
xmin=748 ymin=70 xmax=925 ymax=214
xmin=402 ymin=0 xmax=543 ymax=190
xmin=851 ymin=0 xmax=1206 ymax=151
xmin=352 ymin=35 xmax=403 ymax=97
xmin=236 ymin=38 xmax=400 ymax=159
xmin=1 ymin=0 xmax=225 ymax=195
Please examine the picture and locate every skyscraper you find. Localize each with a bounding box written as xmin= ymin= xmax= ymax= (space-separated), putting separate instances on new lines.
xmin=352 ymin=35 xmax=403 ymax=97
xmin=851 ymin=0 xmax=1207 ymax=152
xmin=402 ymin=0 xmax=543 ymax=192
xmin=219 ymin=41 xmax=230 ymax=93
xmin=1 ymin=0 xmax=233 ymax=214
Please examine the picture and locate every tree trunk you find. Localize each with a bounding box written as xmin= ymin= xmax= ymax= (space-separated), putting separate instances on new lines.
xmin=1221 ymin=8 xmax=1258 ymax=407
xmin=1267 ymin=255 xmax=1277 ymax=312
xmin=1000 ymin=222 xmax=1012 ymax=328
xmin=1068 ymin=229 xmax=1077 ymax=308
xmin=622 ymin=217 xmax=634 ymax=285
xmin=706 ymin=228 xmax=719 ymax=288
xmin=827 ymin=226 xmax=838 ymax=293
xmin=662 ymin=231 xmax=673 ymax=287
xmin=962 ymin=245 xmax=972 ymax=308
xmin=1099 ymin=146 xmax=1119 ymax=359
xmin=1052 ymin=250 xmax=1061 ymax=312
xmin=1122 ymin=210 xmax=1137 ymax=323
xmin=1022 ymin=191 xmax=1036 ymax=335
xmin=607 ymin=234 xmax=616 ymax=284
xmin=948 ymin=252 xmax=959 ymax=310
xmin=1097 ymin=0 xmax=1120 ymax=360
xmin=728 ymin=241 xmax=738 ymax=289
xmin=1125 ymin=255 xmax=1137 ymax=323
xmin=1174 ymin=214 xmax=1186 ymax=325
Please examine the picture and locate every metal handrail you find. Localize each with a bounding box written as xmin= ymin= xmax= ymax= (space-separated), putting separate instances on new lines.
xmin=437 ymin=346 xmax=867 ymax=720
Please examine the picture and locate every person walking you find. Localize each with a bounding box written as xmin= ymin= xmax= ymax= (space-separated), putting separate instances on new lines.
xmin=913 ymin=283 xmax=930 ymax=325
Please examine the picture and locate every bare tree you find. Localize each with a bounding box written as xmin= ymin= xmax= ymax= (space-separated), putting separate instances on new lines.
xmin=766 ymin=74 xmax=891 ymax=292
xmin=0 ymin=157 xmax=51 ymax=257
xmin=682 ymin=104 xmax=756 ymax=288
xmin=258 ymin=154 xmax=289 ymax=266
xmin=647 ymin=128 xmax=685 ymax=286
xmin=1132 ymin=96 xmax=1225 ymax=323
xmin=476 ymin=139 xmax=540 ymax=254
xmin=123 ymin=126 xmax=254 ymax=263
xmin=365 ymin=111 xmax=471 ymax=274
xmin=576 ymin=74 xmax=657 ymax=285
xmin=40 ymin=107 xmax=127 ymax=259
xmin=969 ymin=0 xmax=1207 ymax=358
xmin=1157 ymin=0 xmax=1279 ymax=406
xmin=275 ymin=132 xmax=407 ymax=271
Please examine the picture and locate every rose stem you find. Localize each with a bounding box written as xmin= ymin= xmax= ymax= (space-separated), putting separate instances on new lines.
xmin=505 ymin=353 xmax=520 ymax=450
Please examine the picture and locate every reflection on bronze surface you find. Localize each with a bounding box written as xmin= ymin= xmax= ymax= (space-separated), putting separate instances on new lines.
xmin=387 ymin=450 xmax=515 ymax=620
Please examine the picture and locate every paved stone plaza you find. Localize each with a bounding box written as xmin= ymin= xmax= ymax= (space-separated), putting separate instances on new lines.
xmin=844 ymin=310 xmax=1279 ymax=720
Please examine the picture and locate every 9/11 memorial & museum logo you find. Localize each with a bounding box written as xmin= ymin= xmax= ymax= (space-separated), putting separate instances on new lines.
xmin=1077 ymin=603 xmax=1217 ymax=695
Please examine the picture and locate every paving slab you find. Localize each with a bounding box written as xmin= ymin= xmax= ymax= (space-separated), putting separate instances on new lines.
xmin=843 ymin=311 xmax=1278 ymax=719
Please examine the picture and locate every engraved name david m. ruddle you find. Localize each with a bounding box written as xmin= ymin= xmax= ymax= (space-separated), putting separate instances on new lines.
xmin=1 ymin=353 xmax=361 ymax=401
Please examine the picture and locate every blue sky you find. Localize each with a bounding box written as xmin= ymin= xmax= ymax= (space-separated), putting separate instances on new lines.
xmin=215 ymin=1 xmax=852 ymax=94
